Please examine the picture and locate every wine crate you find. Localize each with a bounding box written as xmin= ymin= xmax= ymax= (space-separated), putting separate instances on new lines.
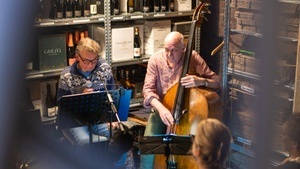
xmin=144 ymin=20 xmax=171 ymax=55
xmin=175 ymin=0 xmax=192 ymax=11
xmin=112 ymin=27 xmax=134 ymax=61
xmin=38 ymin=34 xmax=67 ymax=71
xmin=88 ymin=24 xmax=106 ymax=58
xmin=228 ymin=53 xmax=261 ymax=75
xmin=111 ymin=24 xmax=144 ymax=61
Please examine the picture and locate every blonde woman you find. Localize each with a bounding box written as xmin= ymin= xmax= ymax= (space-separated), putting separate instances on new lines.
xmin=192 ymin=118 xmax=232 ymax=169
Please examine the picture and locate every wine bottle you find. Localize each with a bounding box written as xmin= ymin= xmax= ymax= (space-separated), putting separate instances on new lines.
xmin=153 ymin=0 xmax=160 ymax=13
xmin=143 ymin=0 xmax=150 ymax=13
xmin=36 ymin=0 xmax=43 ymax=21
xmin=54 ymin=82 xmax=58 ymax=104
xmin=168 ymin=0 xmax=175 ymax=12
xmin=127 ymin=0 xmax=134 ymax=13
xmin=130 ymin=69 xmax=137 ymax=98
xmin=133 ymin=27 xmax=141 ymax=59
xmin=67 ymin=33 xmax=75 ymax=65
xmin=90 ymin=0 xmax=97 ymax=15
xmin=119 ymin=69 xmax=126 ymax=88
xmin=24 ymin=88 xmax=35 ymax=111
xmin=82 ymin=0 xmax=90 ymax=17
xmin=64 ymin=0 xmax=73 ymax=18
xmin=74 ymin=30 xmax=80 ymax=46
xmin=80 ymin=31 xmax=85 ymax=40
xmin=160 ymin=0 xmax=166 ymax=12
xmin=50 ymin=0 xmax=57 ymax=19
xmin=134 ymin=0 xmax=142 ymax=12
xmin=46 ymin=84 xmax=56 ymax=117
xmin=125 ymin=70 xmax=132 ymax=89
xmin=73 ymin=0 xmax=82 ymax=17
xmin=111 ymin=0 xmax=120 ymax=15
xmin=56 ymin=0 xmax=64 ymax=19
xmin=84 ymin=30 xmax=89 ymax=38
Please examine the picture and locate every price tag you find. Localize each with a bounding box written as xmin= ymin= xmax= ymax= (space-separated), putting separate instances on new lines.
xmin=131 ymin=15 xmax=143 ymax=19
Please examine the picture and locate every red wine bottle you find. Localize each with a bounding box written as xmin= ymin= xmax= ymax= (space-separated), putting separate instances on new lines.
xmin=82 ymin=0 xmax=90 ymax=17
xmin=64 ymin=0 xmax=73 ymax=18
xmin=73 ymin=0 xmax=83 ymax=17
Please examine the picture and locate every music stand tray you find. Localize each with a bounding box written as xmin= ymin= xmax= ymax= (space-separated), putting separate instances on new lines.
xmin=139 ymin=134 xmax=193 ymax=169
xmin=139 ymin=134 xmax=192 ymax=155
xmin=57 ymin=90 xmax=120 ymax=146
xmin=58 ymin=90 xmax=120 ymax=125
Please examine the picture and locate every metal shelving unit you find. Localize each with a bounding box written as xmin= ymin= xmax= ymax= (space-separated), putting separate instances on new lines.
xmin=30 ymin=0 xmax=195 ymax=80
xmin=224 ymin=0 xmax=300 ymax=168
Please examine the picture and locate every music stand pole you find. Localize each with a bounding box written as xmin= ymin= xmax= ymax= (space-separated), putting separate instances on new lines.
xmin=101 ymin=82 xmax=124 ymax=140
xmin=139 ymin=134 xmax=192 ymax=169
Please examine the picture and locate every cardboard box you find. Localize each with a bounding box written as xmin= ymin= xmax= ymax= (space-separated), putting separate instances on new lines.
xmin=88 ymin=24 xmax=106 ymax=58
xmin=38 ymin=34 xmax=67 ymax=71
xmin=144 ymin=20 xmax=171 ymax=55
xmin=175 ymin=0 xmax=192 ymax=11
xmin=112 ymin=27 xmax=134 ymax=61
xmin=111 ymin=24 xmax=144 ymax=61
xmin=172 ymin=21 xmax=192 ymax=37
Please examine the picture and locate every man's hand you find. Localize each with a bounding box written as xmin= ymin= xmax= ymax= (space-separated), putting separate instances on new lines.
xmin=181 ymin=74 xmax=207 ymax=88
xmin=158 ymin=107 xmax=174 ymax=126
xmin=83 ymin=88 xmax=94 ymax=93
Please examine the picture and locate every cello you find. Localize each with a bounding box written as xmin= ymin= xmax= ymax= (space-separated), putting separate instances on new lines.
xmin=153 ymin=1 xmax=223 ymax=168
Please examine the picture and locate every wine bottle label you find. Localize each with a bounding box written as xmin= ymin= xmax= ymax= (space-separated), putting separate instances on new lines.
xmin=74 ymin=10 xmax=81 ymax=17
xmin=47 ymin=107 xmax=57 ymax=117
xmin=90 ymin=4 xmax=97 ymax=14
xmin=128 ymin=7 xmax=134 ymax=13
xmin=66 ymin=11 xmax=73 ymax=18
xmin=134 ymin=48 xmax=141 ymax=58
xmin=57 ymin=12 xmax=63 ymax=19
xmin=26 ymin=62 xmax=33 ymax=70
xmin=169 ymin=2 xmax=175 ymax=11
xmin=84 ymin=10 xmax=90 ymax=16
xmin=114 ymin=9 xmax=120 ymax=15
xmin=161 ymin=5 xmax=166 ymax=11
xmin=143 ymin=6 xmax=149 ymax=12
xmin=154 ymin=6 xmax=159 ymax=12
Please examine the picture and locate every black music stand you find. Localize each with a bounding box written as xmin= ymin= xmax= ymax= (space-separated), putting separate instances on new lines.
xmin=139 ymin=134 xmax=192 ymax=169
xmin=58 ymin=90 xmax=120 ymax=147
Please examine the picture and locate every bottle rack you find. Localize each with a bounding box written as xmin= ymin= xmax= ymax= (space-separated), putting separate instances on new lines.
xmin=30 ymin=0 xmax=196 ymax=80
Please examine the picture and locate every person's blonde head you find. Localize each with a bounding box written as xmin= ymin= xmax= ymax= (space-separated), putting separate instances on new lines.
xmin=192 ymin=118 xmax=232 ymax=168
xmin=76 ymin=37 xmax=102 ymax=57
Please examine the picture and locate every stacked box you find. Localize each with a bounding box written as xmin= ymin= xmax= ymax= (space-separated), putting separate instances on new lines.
xmin=175 ymin=0 xmax=192 ymax=11
xmin=228 ymin=53 xmax=261 ymax=75
xmin=230 ymin=0 xmax=262 ymax=10
xmin=88 ymin=24 xmax=106 ymax=58
xmin=38 ymin=34 xmax=67 ymax=71
xmin=233 ymin=2 xmax=299 ymax=38
xmin=111 ymin=24 xmax=144 ymax=61
xmin=144 ymin=20 xmax=171 ymax=55
xmin=112 ymin=27 xmax=134 ymax=61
